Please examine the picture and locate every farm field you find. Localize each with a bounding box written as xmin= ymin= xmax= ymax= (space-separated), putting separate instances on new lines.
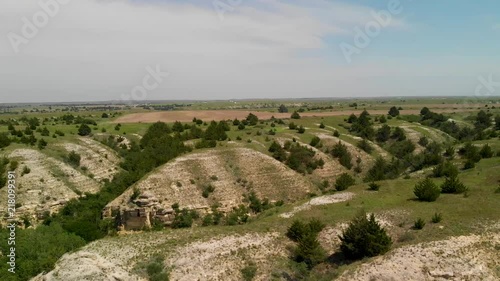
xmin=114 ymin=108 xmax=481 ymax=123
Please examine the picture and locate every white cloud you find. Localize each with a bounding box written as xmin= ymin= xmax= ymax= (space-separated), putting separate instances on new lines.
xmin=0 ymin=0 xmax=492 ymax=102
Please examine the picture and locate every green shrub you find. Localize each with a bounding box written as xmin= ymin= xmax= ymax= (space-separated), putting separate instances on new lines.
xmin=286 ymin=219 xmax=325 ymax=242
xmin=368 ymin=182 xmax=380 ymax=191
xmin=293 ymin=233 xmax=326 ymax=268
xmin=130 ymin=187 xmax=141 ymax=201
xmin=67 ymin=151 xmax=81 ymax=167
xmin=391 ymin=127 xmax=406 ymax=141
xmin=418 ymin=136 xmax=429 ymax=147
xmin=388 ymin=106 xmax=400 ymax=117
xmin=479 ymin=144 xmax=493 ymax=158
xmin=21 ymin=165 xmax=31 ymax=176
xmin=333 ymin=130 xmax=340 ymax=137
xmin=387 ymin=139 xmax=415 ymax=158
xmin=331 ymin=141 xmax=352 ymax=169
xmin=376 ymin=124 xmax=391 ymax=142
xmin=0 ymin=223 xmax=86 ymax=281
xmin=495 ymin=186 xmax=500 ymax=194
xmin=224 ymin=205 xmax=249 ymax=225
xmin=444 ymin=146 xmax=455 ymax=158
xmin=285 ymin=144 xmax=323 ymax=174
xmin=414 ymin=178 xmax=440 ymax=202
xmin=37 ymin=138 xmax=48 ymax=150
xmin=241 ymin=262 xmax=257 ymax=281
xmin=413 ymin=218 xmax=425 ymax=230
xmin=202 ymin=184 xmax=215 ymax=198
xmin=78 ymin=124 xmax=92 ymax=136
xmin=339 ymin=212 xmax=392 ymax=260
xmin=432 ymin=161 xmax=458 ymax=178
xmin=335 ymin=173 xmax=355 ymax=191
xmin=291 ymin=111 xmax=301 ymax=119
xmin=440 ymin=176 xmax=468 ymax=194
xmin=459 ymin=143 xmax=481 ymax=162
xmin=319 ymin=122 xmax=325 ymax=129
xmin=248 ymin=191 xmax=266 ymax=213
xmin=463 ymin=159 xmax=475 ymax=170
xmin=431 ymin=212 xmax=442 ymax=223
xmin=309 ymin=136 xmax=321 ymax=147
xmin=202 ymin=214 xmax=213 ymax=226
xmin=9 ymin=160 xmax=19 ymax=171
xmin=171 ymin=208 xmax=194 ymax=229
xmin=141 ymin=255 xmax=169 ymax=281
xmin=357 ymin=139 xmax=373 ymax=153
xmin=307 ymin=218 xmax=326 ymax=234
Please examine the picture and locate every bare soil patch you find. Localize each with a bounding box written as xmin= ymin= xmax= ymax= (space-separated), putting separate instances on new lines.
xmin=280 ymin=192 xmax=354 ymax=218
xmin=167 ymin=233 xmax=285 ymax=281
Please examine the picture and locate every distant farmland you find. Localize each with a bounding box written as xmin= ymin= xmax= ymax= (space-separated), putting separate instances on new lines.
xmin=114 ymin=108 xmax=477 ymax=123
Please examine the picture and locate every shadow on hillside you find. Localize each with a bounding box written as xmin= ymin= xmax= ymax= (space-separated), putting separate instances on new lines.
xmin=326 ymin=251 xmax=356 ymax=267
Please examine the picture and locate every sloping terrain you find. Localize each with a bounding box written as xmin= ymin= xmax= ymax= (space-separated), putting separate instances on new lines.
xmin=315 ymin=133 xmax=376 ymax=174
xmin=339 ymin=133 xmax=391 ymax=159
xmin=337 ymin=232 xmax=500 ymax=281
xmin=107 ymin=147 xmax=317 ymax=213
xmin=59 ymin=137 xmax=121 ymax=182
xmin=274 ymin=136 xmax=350 ymax=181
xmin=0 ymin=149 xmax=101 ymax=218
xmin=31 ymin=231 xmax=287 ymax=281
xmin=405 ymin=124 xmax=454 ymax=143
xmin=167 ymin=233 xmax=285 ymax=281
xmin=31 ymin=251 xmax=142 ymax=281
xmin=400 ymin=126 xmax=426 ymax=153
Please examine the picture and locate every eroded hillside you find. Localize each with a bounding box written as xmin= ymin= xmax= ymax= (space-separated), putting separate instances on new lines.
xmin=0 ymin=138 xmax=121 ymax=223
xmin=105 ymin=147 xmax=318 ymax=229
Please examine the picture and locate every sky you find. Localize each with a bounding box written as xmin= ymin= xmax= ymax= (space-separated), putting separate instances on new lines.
xmin=0 ymin=0 xmax=499 ymax=103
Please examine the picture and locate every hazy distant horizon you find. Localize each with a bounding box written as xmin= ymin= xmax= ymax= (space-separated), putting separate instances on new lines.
xmin=1 ymin=95 xmax=499 ymax=106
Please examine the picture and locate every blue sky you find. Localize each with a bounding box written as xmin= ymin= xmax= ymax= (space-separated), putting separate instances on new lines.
xmin=0 ymin=0 xmax=499 ymax=102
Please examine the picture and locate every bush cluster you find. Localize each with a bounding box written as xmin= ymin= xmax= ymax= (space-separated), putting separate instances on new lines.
xmin=269 ymin=141 xmax=324 ymax=174
xmin=335 ymin=173 xmax=356 ymax=191
xmin=413 ymin=178 xmax=440 ymax=202
xmin=330 ymin=141 xmax=352 ymax=169
xmin=286 ymin=219 xmax=326 ymax=268
xmin=339 ymin=212 xmax=392 ymax=260
xmin=440 ymin=176 xmax=468 ymax=194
